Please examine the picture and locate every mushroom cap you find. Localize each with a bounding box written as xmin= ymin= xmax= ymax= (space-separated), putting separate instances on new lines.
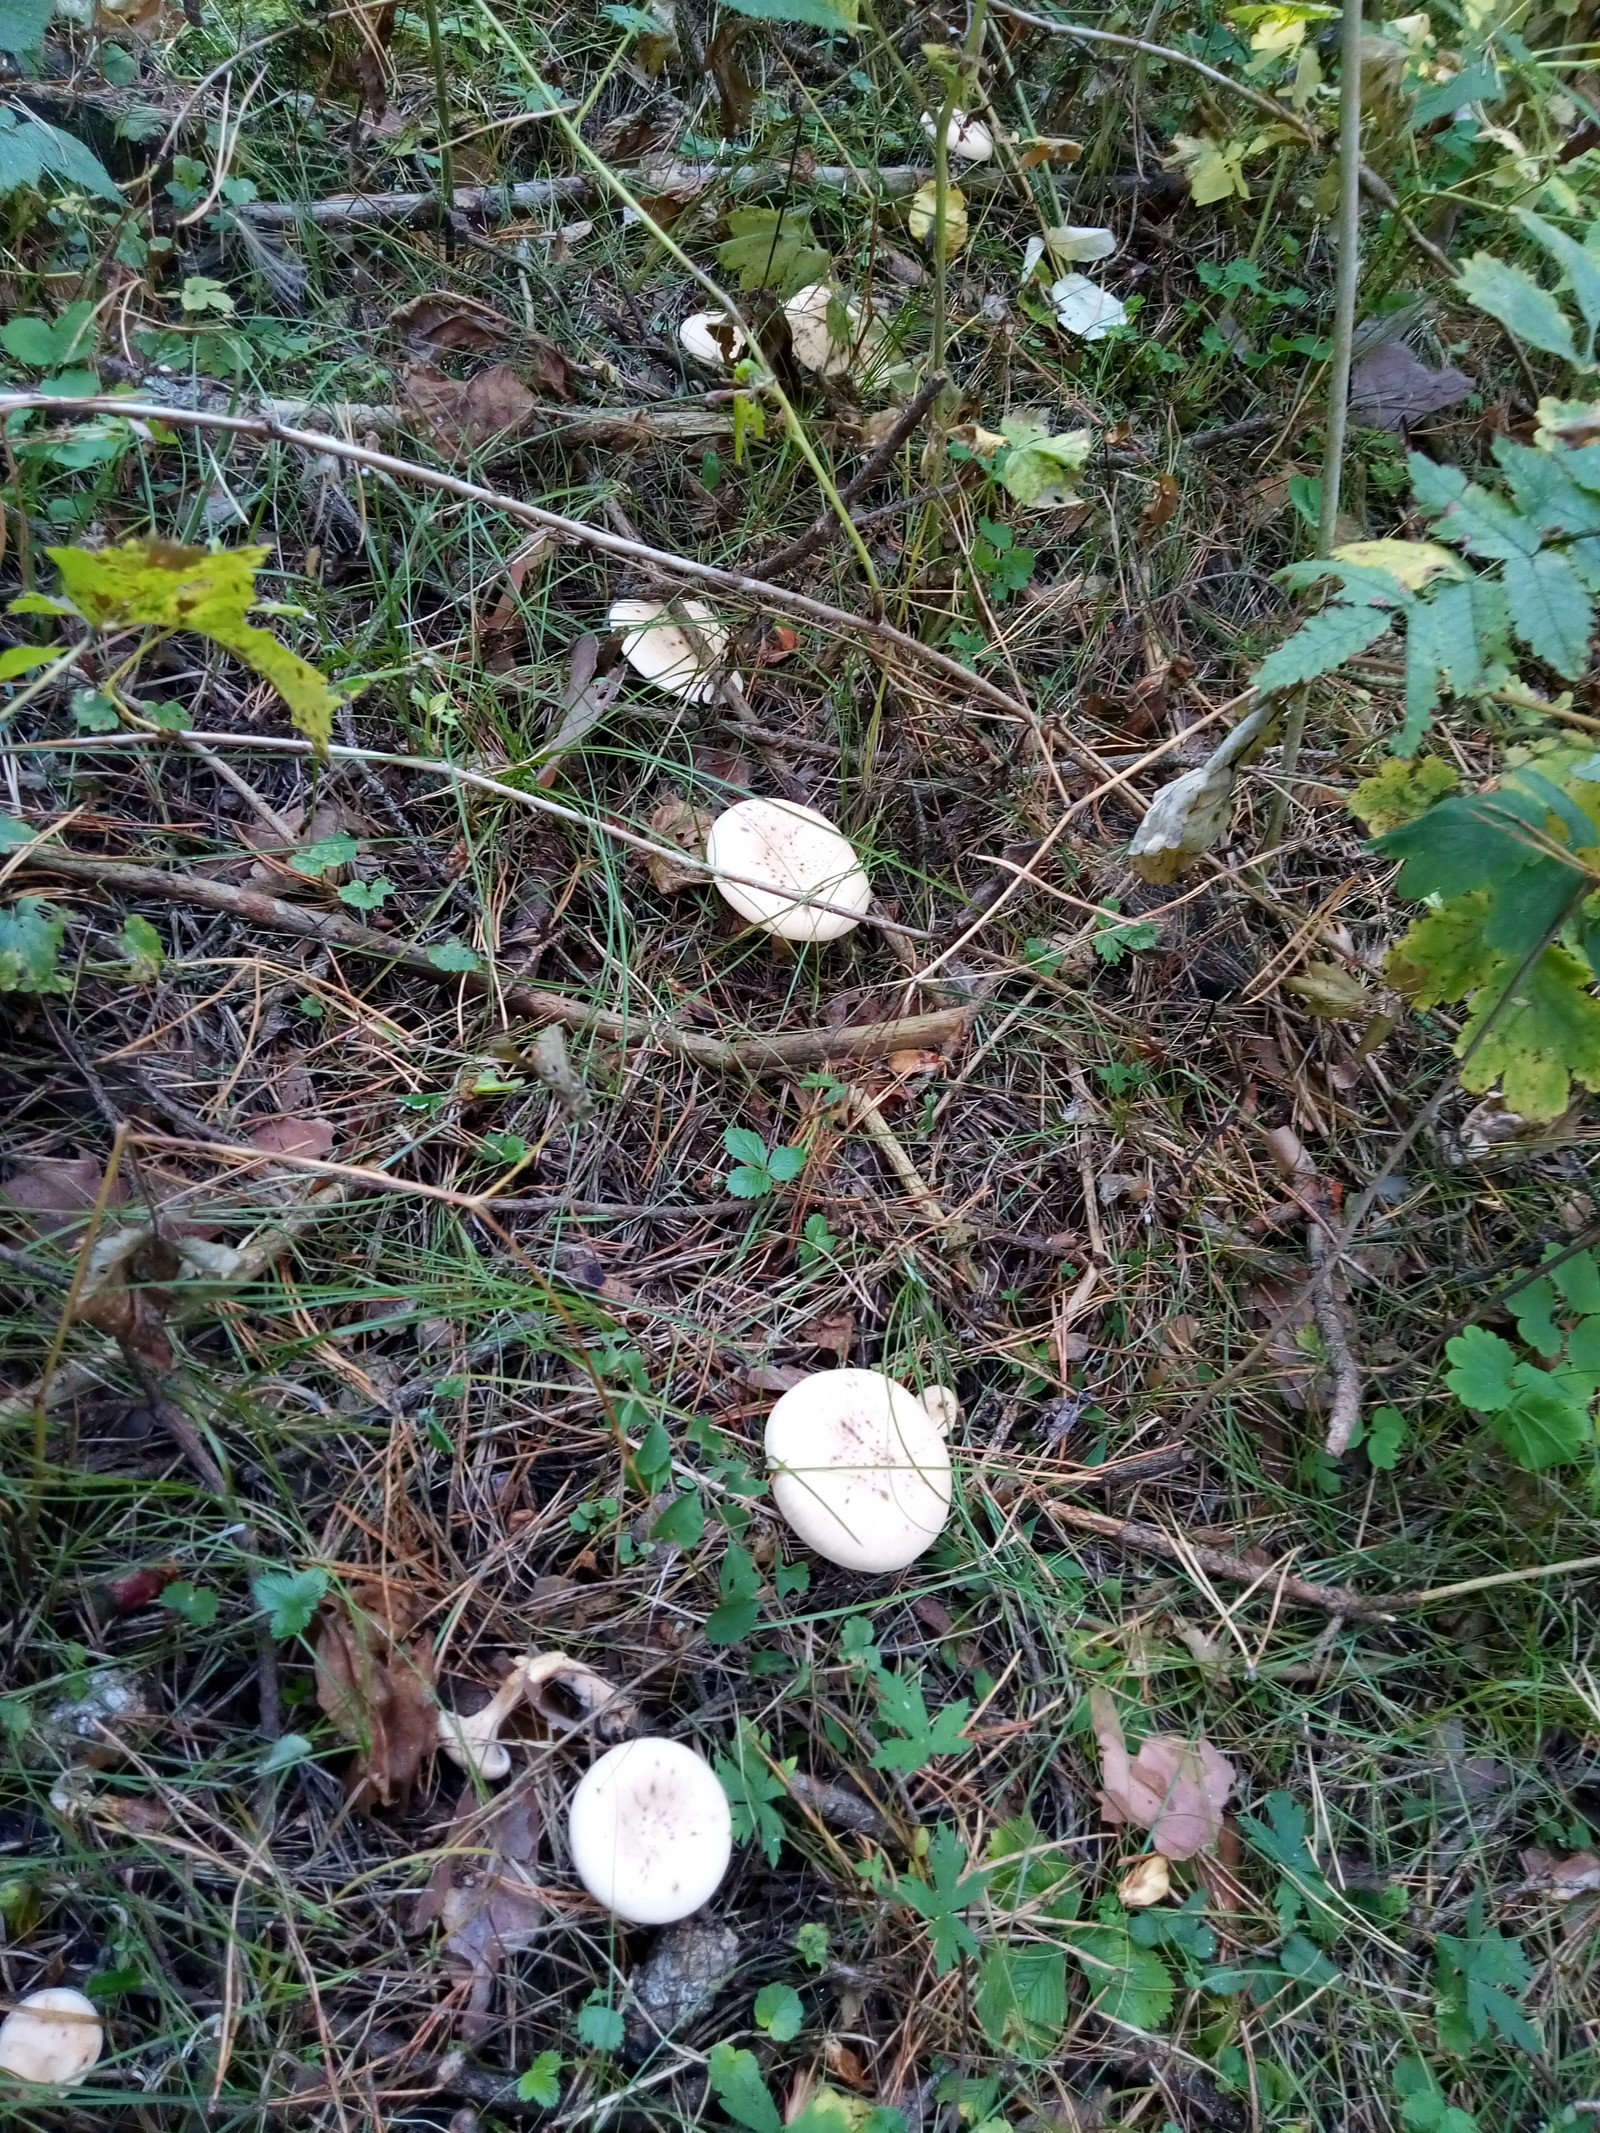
xmin=765 ymin=1368 xmax=953 ymax=1572
xmin=567 ymin=1736 xmax=732 ymax=1925
xmin=679 ymin=311 xmax=747 ymax=367
xmin=921 ymin=108 xmax=995 ymax=162
xmin=608 ymin=598 xmax=730 ymax=704
xmin=783 ymin=283 xmax=858 ymax=377
xmin=704 ymin=799 xmax=871 ymax=943
xmin=0 ymin=1988 xmax=103 ymax=2087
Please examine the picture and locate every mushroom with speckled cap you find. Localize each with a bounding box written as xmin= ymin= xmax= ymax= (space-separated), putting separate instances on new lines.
xmin=0 ymin=1988 xmax=103 ymax=2087
xmin=704 ymin=798 xmax=872 ymax=944
xmin=764 ymin=1368 xmax=955 ymax=1572
xmin=567 ymin=1736 xmax=732 ymax=1925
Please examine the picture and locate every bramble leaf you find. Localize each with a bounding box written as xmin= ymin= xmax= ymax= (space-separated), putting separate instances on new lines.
xmin=1253 ymin=598 xmax=1395 ymax=692
xmin=974 ymin=1944 xmax=1067 ymax=2056
xmin=1385 ymin=895 xmax=1497 ymax=1007
xmin=1502 ymin=548 xmax=1594 ymax=679
xmin=1456 ymin=252 xmax=1577 ymax=364
xmin=1066 ymin=1920 xmax=1175 ymax=2030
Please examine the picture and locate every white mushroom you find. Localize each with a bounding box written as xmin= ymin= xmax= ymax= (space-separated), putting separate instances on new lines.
xmin=608 ymin=598 xmax=732 ymax=704
xmin=764 ymin=1367 xmax=954 ymax=1573
xmin=0 ymin=1988 xmax=103 ymax=2087
xmin=783 ymin=283 xmax=859 ymax=377
xmin=919 ymin=1384 xmax=962 ymax=1435
xmin=437 ymin=1656 xmax=532 ymax=1781
xmin=704 ymin=798 xmax=872 ymax=944
xmin=679 ymin=311 xmax=747 ymax=367
xmin=567 ymin=1736 xmax=732 ymax=1925
xmin=921 ymin=108 xmax=995 ymax=162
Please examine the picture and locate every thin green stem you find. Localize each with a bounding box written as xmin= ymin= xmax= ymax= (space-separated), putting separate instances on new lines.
xmin=421 ymin=0 xmax=458 ymax=247
xmin=1317 ymin=0 xmax=1364 ymax=558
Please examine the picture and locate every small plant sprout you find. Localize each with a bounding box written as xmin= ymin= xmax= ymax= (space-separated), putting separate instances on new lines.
xmin=607 ymin=598 xmax=733 ymax=704
xmin=764 ymin=1368 xmax=955 ymax=1572
xmin=567 ymin=1737 xmax=733 ymax=1924
xmin=0 ymin=1987 xmax=103 ymax=2086
xmin=704 ymin=799 xmax=872 ymax=944
xmin=679 ymin=311 xmax=747 ymax=367
xmin=920 ymin=108 xmax=995 ymax=162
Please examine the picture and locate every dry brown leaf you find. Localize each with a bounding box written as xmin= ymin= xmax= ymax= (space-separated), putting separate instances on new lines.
xmin=792 ymin=1309 xmax=854 ymax=1360
xmin=536 ymin=634 xmax=624 ymax=788
xmin=392 ymin=291 xmax=514 ymax=350
xmin=314 ymin=1584 xmax=437 ymax=1810
xmin=885 ymin=1048 xmax=947 ymax=1076
xmin=404 ymin=363 xmax=538 ymax=449
xmin=248 ymin=1117 xmax=336 ymax=1162
xmin=103 ymin=1562 xmax=181 ymax=1614
xmin=2 ymin=1153 xmax=128 ymax=1234
xmin=1520 ymin=1847 xmax=1600 ymax=1897
xmin=478 ymin=532 xmax=554 ymax=652
xmin=1140 ymin=473 xmax=1181 ymax=533
xmin=76 ymin=1230 xmax=183 ymax=1369
xmin=1348 ymin=340 xmax=1473 ymax=431
xmin=413 ymin=1786 xmax=545 ymax=2038
xmin=1088 ymin=1685 xmax=1235 ymax=1859
xmin=645 ymin=795 xmax=715 ymax=894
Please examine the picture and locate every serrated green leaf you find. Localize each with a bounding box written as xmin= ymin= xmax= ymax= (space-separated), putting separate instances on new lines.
xmin=1553 ymin=1250 xmax=1600 ymax=1316
xmin=1445 ymin=1325 xmax=1519 ymax=1411
xmin=31 ymin=114 xmax=120 ymax=199
xmin=1366 ymin=1404 xmax=1408 ymax=1469
xmin=715 ymin=207 xmax=829 ymax=298
xmin=1487 ymin=1368 xmax=1590 ymax=1469
xmin=427 ymin=938 xmax=480 ymax=972
xmin=1456 ymin=252 xmax=1577 ymax=364
xmin=1067 ymin=1922 xmax=1175 ymax=2030
xmin=1409 ymin=453 xmax=1469 ymax=517
xmin=1399 ymin=579 xmax=1483 ymax=750
xmin=1492 ymin=438 xmax=1600 ymax=538
xmin=764 ymin=1142 xmax=806 ymax=1183
xmin=725 ymin=1164 xmax=772 ymax=1199
xmin=517 ymin=2051 xmax=563 ymax=2107
xmin=1254 ymin=599 xmax=1394 ymax=692
xmin=1458 ymin=942 xmax=1600 ymax=1119
xmin=250 ymin=1565 xmax=328 ymax=1638
xmin=338 ymin=876 xmax=390 ymax=910
xmin=974 ymin=1944 xmax=1068 ymax=2057
xmin=575 ymin=1998 xmax=624 ymax=2053
xmin=708 ymin=2043 xmax=783 ymax=2133
xmin=1507 ymin=1275 xmax=1562 ymax=1357
xmin=291 ymin=832 xmax=359 ymax=879
xmin=754 ymin=1982 xmax=803 ymax=2040
xmin=1513 ymin=210 xmax=1600 ymax=356
xmin=719 ymin=0 xmax=856 ymax=26
xmin=159 ymin=1579 xmax=218 ymax=1626
xmin=0 ymin=110 xmax=44 ymax=193
xmin=1503 ymin=548 xmax=1594 ymax=679
xmin=119 ymin=913 xmax=163 ymax=978
xmin=723 ymin=1124 xmax=770 ymax=1166
xmin=1349 ymin=754 xmax=1459 ymax=833
xmin=0 ymin=897 xmax=67 ymax=994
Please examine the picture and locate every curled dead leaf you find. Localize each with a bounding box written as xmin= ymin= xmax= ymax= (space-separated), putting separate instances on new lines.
xmin=1117 ymin=1853 xmax=1173 ymax=1907
xmin=1283 ymin=961 xmax=1376 ymax=1019
xmin=314 ymin=1584 xmax=437 ymax=1811
xmin=404 ymin=363 xmax=538 ymax=450
xmin=392 ymin=290 xmax=513 ymax=350
xmin=1128 ymin=698 xmax=1278 ymax=883
xmin=645 ymin=795 xmax=715 ymax=894
xmin=1088 ymin=1684 xmax=1235 ymax=1859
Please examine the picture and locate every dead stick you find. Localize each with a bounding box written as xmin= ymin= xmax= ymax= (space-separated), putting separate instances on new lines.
xmin=744 ymin=371 xmax=947 ymax=581
xmin=21 ymin=851 xmax=973 ymax=1074
xmin=1040 ymin=1499 xmax=1378 ymax=1617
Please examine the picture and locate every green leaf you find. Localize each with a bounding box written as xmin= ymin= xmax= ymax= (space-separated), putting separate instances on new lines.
xmin=1555 ymin=1250 xmax=1600 ymax=1316
xmin=34 ymin=539 xmax=338 ymax=744
xmin=724 ymin=1163 xmax=773 ymax=1199
xmin=1513 ymin=210 xmax=1600 ymax=355
xmin=250 ymin=1565 xmax=328 ymax=1638
xmin=754 ymin=1982 xmax=803 ymax=2041
xmin=1411 ymin=55 xmax=1499 ymax=125
xmin=717 ymin=1727 xmax=790 ymax=1862
xmin=0 ymin=897 xmax=67 ymax=994
xmin=1254 ymin=599 xmax=1395 ymax=692
xmin=256 ymin=1731 xmax=312 ymax=1774
xmin=1487 ymin=1366 xmax=1590 ymax=1470
xmin=0 ymin=646 xmax=53 ymax=682
xmin=0 ymin=0 xmax=53 ymax=53
xmin=575 ymin=1997 xmax=625 ymax=2053
xmin=31 ymin=114 xmax=121 ymax=199
xmin=892 ymin=1825 xmax=990 ymax=1974
xmin=1349 ymin=754 xmax=1459 ymax=833
xmin=1365 ymin=1404 xmax=1408 ymax=1469
xmin=1000 ymin=426 xmax=1093 ymax=510
xmin=652 ymin=1491 xmax=704 ymax=1546
xmin=517 ymin=2051 xmax=563 ymax=2107
xmin=1503 ymin=549 xmax=1594 ymax=679
xmin=1507 ymin=1275 xmax=1563 ymax=1357
xmin=723 ymin=1124 xmax=771 ymax=1166
xmin=1435 ymin=1895 xmax=1539 ymax=2054
xmin=72 ymin=690 xmax=119 ymax=733
xmin=1456 ymin=252 xmax=1577 ymax=363
xmin=338 ymin=877 xmax=391 ymax=910
xmin=974 ymin=1943 xmax=1068 ymax=2057
xmin=718 ymin=0 xmax=857 ymax=26
xmin=159 ymin=1579 xmax=217 ymax=1626
xmin=707 ymin=2043 xmax=784 ymax=2133
xmin=1400 ymin=579 xmax=1483 ymax=750
xmin=0 ymin=109 xmax=45 ymax=193
xmin=764 ymin=1142 xmax=807 ymax=1184
xmin=706 ymin=1541 xmax=763 ymax=1644
xmin=1066 ymin=1921 xmax=1175 ymax=2030
xmin=870 ymin=1669 xmax=971 ymax=1772
xmin=1444 ymin=1326 xmax=1519 ymax=1411
xmin=715 ymin=207 xmax=829 ymax=298
xmin=427 ymin=938 xmax=481 ymax=973
xmin=1457 ymin=942 xmax=1600 ymax=1120
xmin=292 ymin=832 xmax=359 ymax=879
xmin=118 ymin=914 xmax=164 ymax=978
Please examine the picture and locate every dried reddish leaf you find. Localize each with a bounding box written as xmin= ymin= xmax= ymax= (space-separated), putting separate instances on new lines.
xmin=1140 ymin=473 xmax=1181 ymax=533
xmin=792 ymin=1308 xmax=854 ymax=1360
xmin=248 ymin=1118 xmax=336 ymax=1162
xmin=1521 ymin=1847 xmax=1600 ymax=1897
xmin=478 ymin=532 xmax=554 ymax=648
xmin=2 ymin=1154 xmax=127 ymax=1234
xmin=76 ymin=1232 xmax=183 ymax=1369
xmin=103 ymin=1563 xmax=181 ymax=1614
xmin=413 ymin=1787 xmax=545 ymax=2038
xmin=404 ymin=363 xmax=538 ymax=450
xmin=314 ymin=1586 xmax=437 ymax=1811
xmin=1088 ymin=1685 xmax=1235 ymax=1859
xmin=392 ymin=290 xmax=513 ymax=350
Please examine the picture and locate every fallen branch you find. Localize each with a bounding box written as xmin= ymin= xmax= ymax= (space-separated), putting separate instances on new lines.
xmin=1040 ymin=1499 xmax=1376 ymax=1617
xmin=20 ymin=849 xmax=973 ymax=1075
xmin=0 ymin=394 xmax=1031 ymax=725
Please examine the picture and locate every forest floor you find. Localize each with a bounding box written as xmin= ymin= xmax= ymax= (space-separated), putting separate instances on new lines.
xmin=0 ymin=3 xmax=1598 ymax=2130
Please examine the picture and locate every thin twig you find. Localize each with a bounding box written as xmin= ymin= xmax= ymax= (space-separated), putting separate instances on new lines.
xmin=1037 ymin=1498 xmax=1377 ymax=1617
xmin=1316 ymin=0 xmax=1363 ymax=559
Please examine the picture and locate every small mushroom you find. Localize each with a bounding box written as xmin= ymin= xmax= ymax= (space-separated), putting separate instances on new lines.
xmin=921 ymin=108 xmax=995 ymax=162
xmin=567 ymin=1736 xmax=732 ymax=1925
xmin=679 ymin=311 xmax=747 ymax=367
xmin=704 ymin=798 xmax=872 ymax=944
xmin=0 ymin=1988 xmax=103 ymax=2087
xmin=782 ymin=283 xmax=860 ymax=377
xmin=437 ymin=1656 xmax=532 ymax=1781
xmin=608 ymin=598 xmax=732 ymax=704
xmin=764 ymin=1367 xmax=954 ymax=1573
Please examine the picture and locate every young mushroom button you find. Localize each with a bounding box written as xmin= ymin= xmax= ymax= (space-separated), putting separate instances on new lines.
xmin=765 ymin=1368 xmax=955 ymax=1573
xmin=567 ymin=1737 xmax=732 ymax=1926
xmin=0 ymin=1988 xmax=103 ymax=2087
xmin=705 ymin=799 xmax=872 ymax=944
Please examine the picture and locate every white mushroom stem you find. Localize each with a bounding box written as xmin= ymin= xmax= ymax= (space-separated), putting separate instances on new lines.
xmin=437 ymin=1656 xmax=533 ymax=1780
xmin=0 ymin=1988 xmax=103 ymax=2087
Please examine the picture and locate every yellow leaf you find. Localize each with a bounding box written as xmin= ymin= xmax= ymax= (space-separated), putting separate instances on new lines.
xmin=41 ymin=538 xmax=341 ymax=751
xmin=907 ymin=181 xmax=968 ymax=258
xmin=1331 ymin=538 xmax=1466 ymax=589
xmin=1166 ymin=133 xmax=1252 ymax=206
